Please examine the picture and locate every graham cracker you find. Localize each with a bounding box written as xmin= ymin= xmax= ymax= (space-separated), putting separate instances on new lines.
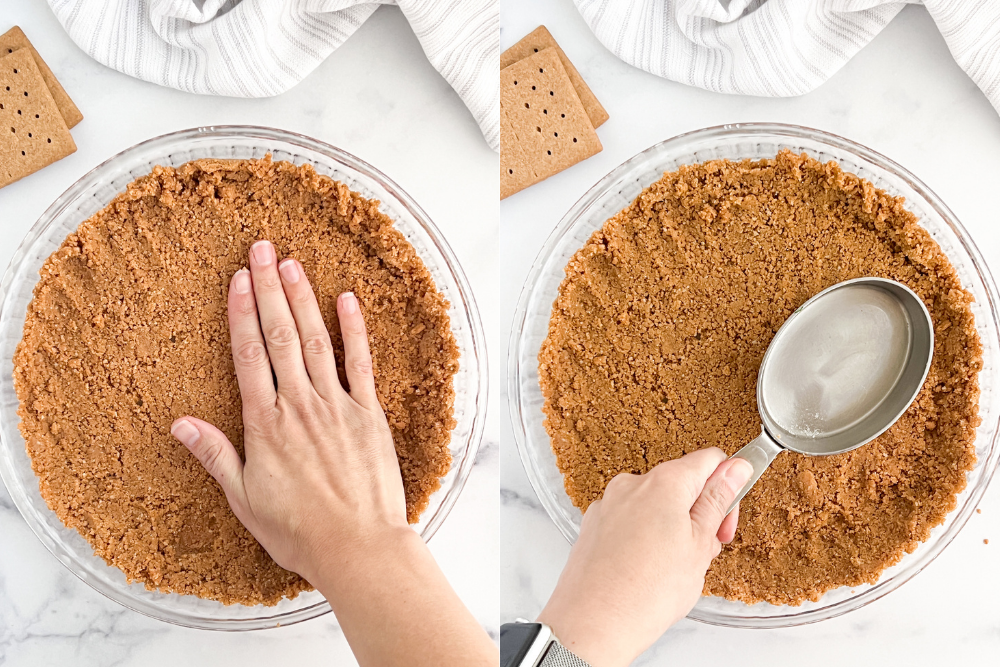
xmin=500 ymin=47 xmax=601 ymax=199
xmin=0 ymin=49 xmax=77 ymax=189
xmin=501 ymin=26 xmax=608 ymax=129
xmin=501 ymin=106 xmax=536 ymax=198
xmin=1 ymin=26 xmax=83 ymax=129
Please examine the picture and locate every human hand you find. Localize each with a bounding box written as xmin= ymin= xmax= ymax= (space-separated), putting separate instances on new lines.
xmin=537 ymin=449 xmax=754 ymax=667
xmin=169 ymin=240 xmax=407 ymax=584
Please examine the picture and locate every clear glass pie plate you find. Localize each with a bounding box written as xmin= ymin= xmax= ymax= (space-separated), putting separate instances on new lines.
xmin=509 ymin=123 xmax=1000 ymax=628
xmin=0 ymin=126 xmax=487 ymax=630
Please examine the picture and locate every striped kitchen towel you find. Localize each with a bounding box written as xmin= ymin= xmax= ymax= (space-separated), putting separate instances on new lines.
xmin=573 ymin=0 xmax=1000 ymax=115
xmin=47 ymin=0 xmax=499 ymax=150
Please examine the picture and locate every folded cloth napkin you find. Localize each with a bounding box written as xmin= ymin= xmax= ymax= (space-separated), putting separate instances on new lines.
xmin=47 ymin=0 xmax=499 ymax=150
xmin=573 ymin=0 xmax=1000 ymax=116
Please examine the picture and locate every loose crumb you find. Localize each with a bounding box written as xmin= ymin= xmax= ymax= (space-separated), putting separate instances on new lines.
xmin=540 ymin=151 xmax=981 ymax=606
xmin=15 ymin=157 xmax=458 ymax=605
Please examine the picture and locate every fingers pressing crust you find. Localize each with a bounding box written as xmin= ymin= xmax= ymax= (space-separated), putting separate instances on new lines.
xmin=171 ymin=417 xmax=247 ymax=515
xmin=228 ymin=268 xmax=276 ymax=416
xmin=249 ymin=241 xmax=311 ymax=395
xmin=338 ymin=292 xmax=380 ymax=410
xmin=277 ymin=258 xmax=342 ymax=401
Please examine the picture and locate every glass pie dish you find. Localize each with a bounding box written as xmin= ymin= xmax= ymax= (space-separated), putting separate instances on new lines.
xmin=509 ymin=123 xmax=1000 ymax=628
xmin=0 ymin=126 xmax=488 ymax=630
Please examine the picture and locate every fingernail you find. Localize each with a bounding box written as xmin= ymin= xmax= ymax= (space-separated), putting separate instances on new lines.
xmin=232 ymin=269 xmax=251 ymax=294
xmin=725 ymin=458 xmax=754 ymax=489
xmin=341 ymin=292 xmax=357 ymax=315
xmin=171 ymin=419 xmax=200 ymax=447
xmin=251 ymin=240 xmax=274 ymax=266
xmin=279 ymin=259 xmax=300 ymax=283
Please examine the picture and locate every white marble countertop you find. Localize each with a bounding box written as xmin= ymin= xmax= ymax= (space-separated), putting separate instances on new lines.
xmin=0 ymin=3 xmax=499 ymax=666
xmin=500 ymin=1 xmax=1000 ymax=665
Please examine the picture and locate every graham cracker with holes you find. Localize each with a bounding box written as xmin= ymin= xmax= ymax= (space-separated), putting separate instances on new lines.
xmin=501 ymin=26 xmax=608 ymax=129
xmin=500 ymin=106 xmax=536 ymax=198
xmin=0 ymin=49 xmax=76 ymax=189
xmin=1 ymin=27 xmax=82 ymax=129
xmin=500 ymin=47 xmax=601 ymax=199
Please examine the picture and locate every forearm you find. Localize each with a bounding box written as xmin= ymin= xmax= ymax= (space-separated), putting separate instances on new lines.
xmin=310 ymin=528 xmax=496 ymax=667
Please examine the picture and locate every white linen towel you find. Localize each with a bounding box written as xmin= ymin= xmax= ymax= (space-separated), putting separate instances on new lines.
xmin=573 ymin=0 xmax=1000 ymax=116
xmin=46 ymin=0 xmax=499 ymax=150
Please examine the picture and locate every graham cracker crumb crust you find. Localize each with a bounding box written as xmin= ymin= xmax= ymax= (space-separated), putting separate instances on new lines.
xmin=14 ymin=156 xmax=459 ymax=606
xmin=539 ymin=150 xmax=981 ymax=605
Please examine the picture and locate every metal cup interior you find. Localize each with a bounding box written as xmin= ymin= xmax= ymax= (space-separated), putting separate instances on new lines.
xmin=757 ymin=278 xmax=934 ymax=456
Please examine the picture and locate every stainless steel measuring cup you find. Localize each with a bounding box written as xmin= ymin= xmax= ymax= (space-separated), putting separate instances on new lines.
xmin=726 ymin=277 xmax=934 ymax=514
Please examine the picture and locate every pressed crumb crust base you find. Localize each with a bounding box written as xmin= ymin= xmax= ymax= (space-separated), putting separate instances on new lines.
xmin=14 ymin=157 xmax=458 ymax=606
xmin=539 ymin=151 xmax=981 ymax=605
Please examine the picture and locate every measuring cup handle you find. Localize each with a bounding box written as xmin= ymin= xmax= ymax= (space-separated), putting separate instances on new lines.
xmin=725 ymin=429 xmax=783 ymax=516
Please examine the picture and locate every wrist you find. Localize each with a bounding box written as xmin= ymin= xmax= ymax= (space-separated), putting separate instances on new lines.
xmin=536 ymin=607 xmax=633 ymax=667
xmin=300 ymin=520 xmax=420 ymax=588
xmin=307 ymin=525 xmax=494 ymax=667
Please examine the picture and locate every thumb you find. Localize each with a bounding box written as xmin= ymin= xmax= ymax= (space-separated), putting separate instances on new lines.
xmin=689 ymin=458 xmax=754 ymax=546
xmin=171 ymin=417 xmax=247 ymax=510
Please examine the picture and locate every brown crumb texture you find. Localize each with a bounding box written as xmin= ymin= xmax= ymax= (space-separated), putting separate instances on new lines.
xmin=539 ymin=150 xmax=981 ymax=606
xmin=14 ymin=157 xmax=458 ymax=606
